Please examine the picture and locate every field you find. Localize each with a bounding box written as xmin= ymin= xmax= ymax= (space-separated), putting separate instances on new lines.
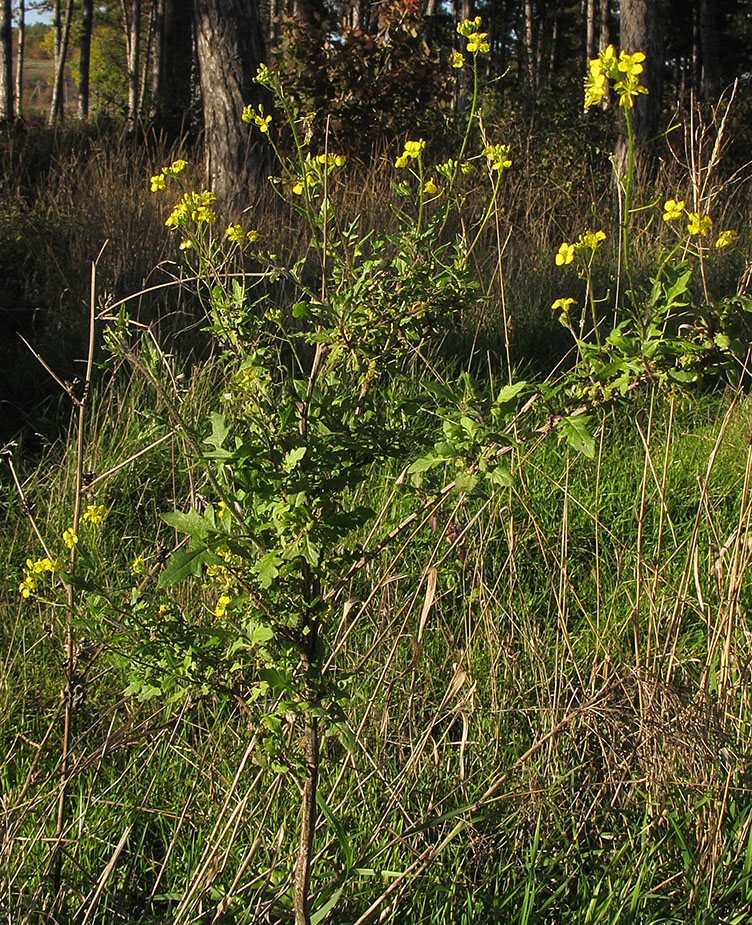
xmin=2 ymin=48 xmax=752 ymax=925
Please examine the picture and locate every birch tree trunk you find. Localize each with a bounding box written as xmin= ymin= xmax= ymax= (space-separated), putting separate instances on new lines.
xmin=49 ymin=0 xmax=74 ymax=124
xmin=78 ymin=0 xmax=93 ymax=120
xmin=14 ymin=0 xmax=23 ymax=119
xmin=0 ymin=0 xmax=12 ymax=123
xmin=124 ymin=0 xmax=141 ymax=132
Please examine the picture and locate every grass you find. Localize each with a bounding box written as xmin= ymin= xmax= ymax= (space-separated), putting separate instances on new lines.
xmin=3 ymin=358 xmax=752 ymax=922
xmin=2 ymin=94 xmax=752 ymax=922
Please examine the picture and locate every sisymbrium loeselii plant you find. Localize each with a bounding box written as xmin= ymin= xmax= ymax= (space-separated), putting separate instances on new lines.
xmin=101 ymin=24 xmax=534 ymax=925
xmin=18 ymin=26 xmax=750 ymax=925
xmin=550 ymin=44 xmax=751 ymax=403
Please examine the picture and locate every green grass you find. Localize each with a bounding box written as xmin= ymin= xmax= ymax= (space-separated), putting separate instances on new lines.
xmin=3 ymin=355 xmax=752 ymax=922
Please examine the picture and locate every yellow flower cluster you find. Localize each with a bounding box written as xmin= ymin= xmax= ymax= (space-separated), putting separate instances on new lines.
xmin=63 ymin=527 xmax=78 ymax=549
xmin=165 ymin=190 xmax=217 ymax=228
xmin=555 ymin=230 xmax=606 ymax=266
xmin=19 ymin=556 xmax=60 ymax=598
xmin=457 ymin=16 xmax=490 ymax=55
xmin=584 ymin=44 xmax=648 ymax=110
xmin=395 ymin=139 xmax=426 ymax=169
xmin=437 ymin=158 xmax=474 ymax=178
xmin=149 ymin=159 xmax=188 ymax=193
xmin=214 ymin=594 xmax=231 ymax=618
xmin=226 ymin=224 xmax=260 ymax=244
xmin=662 ymin=199 xmax=737 ymax=246
xmin=316 ymin=153 xmax=346 ymax=168
xmin=290 ymin=152 xmax=346 ymax=195
xmin=482 ymin=144 xmax=512 ymax=173
xmin=242 ymin=103 xmax=272 ymax=133
xmin=687 ymin=212 xmax=713 ymax=237
xmin=715 ymin=229 xmax=738 ymax=248
xmin=451 ymin=50 xmax=465 ymax=69
xmin=82 ymin=503 xmax=106 ymax=525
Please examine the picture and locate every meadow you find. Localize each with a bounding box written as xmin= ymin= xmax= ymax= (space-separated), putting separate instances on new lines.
xmin=2 ymin=37 xmax=752 ymax=925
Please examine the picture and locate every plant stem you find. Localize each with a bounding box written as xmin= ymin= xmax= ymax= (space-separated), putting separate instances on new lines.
xmin=293 ymin=627 xmax=320 ymax=925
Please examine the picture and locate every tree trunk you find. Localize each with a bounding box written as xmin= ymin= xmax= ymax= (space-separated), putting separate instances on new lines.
xmin=617 ymin=0 xmax=663 ymax=172
xmin=124 ymin=0 xmax=141 ymax=131
xmin=193 ymin=0 xmax=269 ymax=207
xmin=78 ymin=0 xmax=93 ymax=120
xmin=598 ymin=0 xmax=610 ymax=50
xmin=138 ymin=1 xmax=155 ymax=116
xmin=49 ymin=0 xmax=73 ymax=124
xmin=14 ymin=0 xmax=23 ymax=118
xmin=150 ymin=0 xmax=193 ymax=136
xmin=0 ymin=0 xmax=12 ymax=123
xmin=524 ymin=0 xmax=536 ymax=91
xmin=698 ymin=0 xmax=719 ymax=101
xmin=586 ymin=0 xmax=596 ymax=64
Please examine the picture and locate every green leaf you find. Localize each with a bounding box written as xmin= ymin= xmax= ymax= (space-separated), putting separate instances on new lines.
xmin=455 ymin=470 xmax=478 ymax=493
xmin=558 ymin=414 xmax=595 ymax=459
xmin=161 ymin=508 xmax=212 ymax=539
xmin=488 ymin=465 xmax=513 ymax=487
xmin=494 ymin=380 xmax=528 ymax=416
xmin=407 ymin=455 xmax=448 ymax=474
xmin=204 ymin=411 xmax=229 ymax=451
xmin=254 ymin=552 xmax=283 ymax=589
xmin=157 ymin=545 xmax=224 ymax=587
xmin=283 ymin=446 xmax=307 ymax=471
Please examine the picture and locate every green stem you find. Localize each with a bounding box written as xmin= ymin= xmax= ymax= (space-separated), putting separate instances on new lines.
xmin=621 ymin=108 xmax=636 ymax=308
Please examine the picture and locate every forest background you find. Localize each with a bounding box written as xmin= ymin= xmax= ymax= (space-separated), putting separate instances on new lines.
xmin=3 ymin=1 xmax=752 ymax=924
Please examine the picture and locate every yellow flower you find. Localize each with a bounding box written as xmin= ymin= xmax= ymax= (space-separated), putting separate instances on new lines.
xmin=465 ymin=31 xmax=490 ymax=55
xmin=62 ymin=528 xmax=78 ymax=549
xmin=316 ymin=153 xmax=345 ymax=168
xmin=482 ymin=144 xmax=512 ymax=173
xmin=551 ymin=297 xmax=576 ymax=312
xmin=555 ymin=242 xmax=576 ymax=266
xmin=226 ymin=224 xmax=245 ymax=243
xmin=618 ymin=50 xmax=646 ymax=79
xmin=584 ymin=44 xmax=648 ymax=110
xmin=242 ymin=104 xmax=272 ymax=133
xmin=457 ymin=16 xmax=483 ymax=38
xmin=687 ymin=212 xmax=713 ymax=236
xmin=26 ymin=556 xmax=58 ymax=574
xmin=395 ymin=139 xmax=425 ymax=169
xmin=578 ymin=229 xmax=606 ymax=250
xmin=423 ymin=178 xmax=439 ymax=195
xmin=179 ymin=239 xmax=193 ymax=250
xmin=150 ymin=173 xmax=166 ymax=192
xmin=662 ymin=199 xmax=685 ymax=222
xmin=715 ymin=229 xmax=738 ymax=248
xmin=19 ymin=576 xmax=36 ymax=598
xmin=214 ymin=594 xmax=231 ymax=618
xmin=82 ymin=503 xmax=106 ymax=525
xmin=451 ymin=51 xmax=465 ymax=69
xmin=584 ymin=59 xmax=607 ymax=109
xmin=131 ymin=554 xmax=145 ymax=575
xmin=168 ymin=159 xmax=187 ymax=175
